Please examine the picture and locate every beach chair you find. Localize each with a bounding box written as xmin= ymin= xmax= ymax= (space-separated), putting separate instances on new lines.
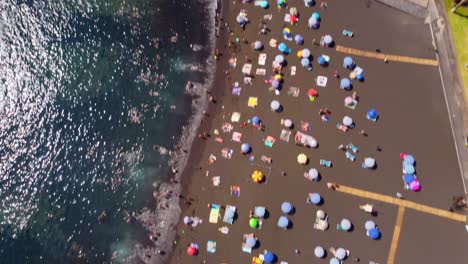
xmin=320 ymin=159 xmax=332 ymax=167
xmin=223 ymin=205 xmax=236 ymax=224
xmin=212 ymin=176 xmax=220 ymax=187
xmin=242 ymin=63 xmax=252 ymax=75
xmin=345 ymin=152 xmax=356 ymax=161
xmin=243 ymin=243 xmax=253 ymax=254
xmin=207 ymin=240 xmax=216 ymax=253
xmin=209 ymin=204 xmax=220 ymax=224
xmin=261 ymin=155 xmax=272 ymax=164
xmin=337 ymin=123 xmax=348 ymax=132
xmin=230 ymin=186 xmax=240 ymax=196
xmin=280 ymin=129 xmax=291 ymax=142
xmin=347 ymin=143 xmax=358 ymax=153
xmin=291 ymin=66 xmax=296 ymax=76
xmin=221 ymin=148 xmax=233 ymax=159
xmin=255 ymin=68 xmax=266 ymax=76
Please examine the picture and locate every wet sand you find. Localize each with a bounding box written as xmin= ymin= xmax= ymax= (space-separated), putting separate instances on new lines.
xmin=169 ymin=0 xmax=468 ymax=263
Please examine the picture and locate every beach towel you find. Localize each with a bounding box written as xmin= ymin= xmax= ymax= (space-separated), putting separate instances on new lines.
xmin=232 ymin=131 xmax=242 ymax=142
xmin=288 ymin=87 xmax=300 ymax=97
xmin=212 ymin=176 xmax=220 ymax=186
xmin=232 ymin=87 xmax=241 ymax=96
xmin=255 ymin=68 xmax=266 ymax=76
xmin=316 ymin=76 xmax=328 ymax=87
xmin=209 ymin=204 xmax=220 ymax=224
xmin=244 ymin=77 xmax=252 ymax=85
xmin=221 ymin=148 xmax=233 ymax=159
xmin=258 ymin=53 xmax=266 ymax=65
xmin=207 ymin=241 xmax=216 ymax=253
xmin=248 ymin=97 xmax=258 ymax=108
xmin=231 ymin=112 xmax=241 ymax=122
xmin=290 ymin=66 xmax=296 ymax=76
xmin=231 ymin=186 xmax=240 ymax=196
xmin=218 ymin=226 xmax=229 ymax=234
xmin=280 ymin=129 xmax=291 ymax=142
xmin=228 ymin=57 xmax=237 ymax=68
xmin=242 ymin=63 xmax=252 ymax=75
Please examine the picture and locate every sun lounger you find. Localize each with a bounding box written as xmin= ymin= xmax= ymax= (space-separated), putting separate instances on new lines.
xmin=255 ymin=68 xmax=266 ymax=76
xmin=242 ymin=63 xmax=252 ymax=75
xmin=221 ymin=148 xmax=233 ymax=159
xmin=288 ymin=86 xmax=300 ymax=97
xmin=224 ymin=205 xmax=236 ymax=224
xmin=232 ymin=87 xmax=241 ymax=95
xmin=337 ymin=123 xmax=348 ymax=132
xmin=207 ymin=240 xmax=216 ymax=253
xmin=347 ymin=143 xmax=358 ymax=153
xmin=243 ymin=243 xmax=253 ymax=254
xmin=261 ymin=155 xmax=272 ymax=164
xmin=258 ymin=53 xmax=266 ymax=65
xmin=345 ymin=151 xmax=356 ymax=161
xmin=280 ymin=129 xmax=291 ymax=142
xmin=209 ymin=204 xmax=220 ymax=224
xmin=291 ymin=66 xmax=296 ymax=76
xmin=231 ymin=186 xmax=240 ymax=196
xmin=320 ymin=159 xmax=332 ymax=167
xmin=212 ymin=176 xmax=220 ymax=186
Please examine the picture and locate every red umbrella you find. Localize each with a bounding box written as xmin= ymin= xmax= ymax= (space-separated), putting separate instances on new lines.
xmin=187 ymin=246 xmax=197 ymax=256
xmin=307 ymin=88 xmax=317 ymax=97
xmin=290 ymin=15 xmax=298 ymax=24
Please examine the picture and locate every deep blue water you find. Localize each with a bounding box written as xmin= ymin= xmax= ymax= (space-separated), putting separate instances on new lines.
xmin=0 ymin=0 xmax=213 ymax=262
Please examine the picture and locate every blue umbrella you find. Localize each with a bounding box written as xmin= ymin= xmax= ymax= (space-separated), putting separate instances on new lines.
xmin=275 ymin=54 xmax=285 ymax=64
xmin=308 ymin=17 xmax=318 ymax=27
xmin=310 ymin=193 xmax=321 ymax=205
xmin=403 ymin=174 xmax=415 ymax=184
xmin=368 ymin=228 xmax=380 ymax=240
xmin=282 ymin=28 xmax=291 ymax=37
xmin=261 ymin=0 xmax=269 ymax=8
xmin=294 ymin=34 xmax=304 ymax=45
xmin=301 ymin=58 xmax=310 ymax=67
xmin=281 ymin=202 xmax=293 ymax=214
xmin=404 ymin=163 xmax=415 ymax=174
xmin=312 ymin=12 xmax=320 ymax=20
xmin=404 ymin=155 xmax=415 ymax=165
xmin=367 ymin=109 xmax=378 ymax=119
xmin=343 ymin=56 xmax=354 ymax=68
xmin=340 ymin=78 xmax=351 ymax=89
xmin=241 ymin=143 xmax=250 ymax=154
xmin=254 ymin=206 xmax=265 ymax=218
xmin=330 ymin=257 xmax=341 ymax=264
xmin=272 ymin=80 xmax=280 ymax=89
xmin=277 ymin=216 xmax=289 ymax=228
xmin=317 ymin=56 xmax=326 ymax=65
xmin=356 ymin=74 xmax=364 ymax=81
xmin=236 ymin=15 xmax=245 ymax=24
xmin=246 ymin=237 xmax=256 ymax=248
xmin=252 ymin=116 xmax=260 ymax=126
xmin=264 ymin=251 xmax=275 ymax=263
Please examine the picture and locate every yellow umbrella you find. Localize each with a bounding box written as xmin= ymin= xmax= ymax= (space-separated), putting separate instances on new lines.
xmin=274 ymin=74 xmax=282 ymax=81
xmin=296 ymin=50 xmax=303 ymax=58
xmin=297 ymin=153 xmax=308 ymax=164
xmin=251 ymin=170 xmax=264 ymax=183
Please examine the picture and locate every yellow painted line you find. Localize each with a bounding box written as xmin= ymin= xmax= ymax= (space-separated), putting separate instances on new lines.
xmin=336 ymin=45 xmax=439 ymax=66
xmin=334 ymin=184 xmax=466 ymax=222
xmin=387 ymin=206 xmax=405 ymax=264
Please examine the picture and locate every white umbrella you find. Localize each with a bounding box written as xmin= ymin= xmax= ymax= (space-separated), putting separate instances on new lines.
xmin=365 ymin=220 xmax=376 ymax=231
xmin=341 ymin=218 xmax=351 ymax=231
xmin=336 ymin=248 xmax=347 ymax=260
xmin=302 ymin=48 xmax=311 ymax=58
xmin=314 ymin=246 xmax=325 ymax=258
xmin=254 ymin=41 xmax=263 ymax=50
xmin=309 ymin=168 xmax=318 ymax=179
xmin=323 ymin=35 xmax=332 ymax=45
xmin=310 ymin=138 xmax=318 ymax=148
xmin=365 ymin=157 xmax=375 ymax=168
xmin=343 ymin=116 xmax=353 ymax=126
xmin=284 ymin=119 xmax=292 ymax=128
xmin=271 ymin=100 xmax=280 ymax=111
xmin=316 ymin=210 xmax=325 ymax=219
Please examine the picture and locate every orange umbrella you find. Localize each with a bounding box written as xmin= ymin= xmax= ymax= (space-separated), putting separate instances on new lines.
xmin=307 ymin=88 xmax=317 ymax=97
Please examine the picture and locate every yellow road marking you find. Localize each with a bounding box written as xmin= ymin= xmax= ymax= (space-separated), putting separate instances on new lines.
xmin=387 ymin=206 xmax=405 ymax=264
xmin=336 ymin=45 xmax=439 ymax=66
xmin=334 ymin=184 xmax=466 ymax=222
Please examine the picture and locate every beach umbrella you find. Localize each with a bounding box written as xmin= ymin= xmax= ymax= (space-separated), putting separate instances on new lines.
xmin=255 ymin=206 xmax=266 ymax=218
xmin=309 ymin=168 xmax=318 ymax=179
xmin=368 ymin=228 xmax=380 ymax=240
xmin=294 ymin=34 xmax=304 ymax=45
xmin=340 ymin=78 xmax=351 ymax=89
xmin=404 ymin=163 xmax=415 ymax=174
xmin=290 ymin=7 xmax=298 ymax=15
xmin=307 ymin=88 xmax=317 ymax=97
xmin=246 ymin=237 xmax=257 ymax=248
xmin=343 ymin=56 xmax=354 ymax=68
xmin=341 ymin=218 xmax=351 ymax=231
xmin=367 ymin=109 xmax=378 ymax=120
xmin=249 ymin=217 xmax=258 ymax=228
xmin=336 ymin=248 xmax=347 ymax=260
xmin=323 ymin=35 xmax=332 ymax=46
xmin=272 ymin=79 xmax=280 ymax=89
xmin=252 ymin=170 xmax=264 ymax=183
xmin=297 ymin=153 xmax=308 ymax=164
xmin=183 ymin=216 xmax=192 ymax=225
xmin=297 ymin=50 xmax=303 ymax=58
xmin=282 ymin=27 xmax=291 ymax=37
xmin=302 ymin=48 xmax=311 ymax=58
xmin=312 ymin=12 xmax=320 ymax=20
xmin=403 ymin=173 xmax=415 ymax=184
xmin=343 ymin=116 xmax=353 ymax=127
xmin=356 ymin=74 xmax=364 ymax=81
xmin=317 ymin=56 xmax=326 ymax=65
xmin=281 ymin=202 xmax=293 ymax=214
xmin=301 ymin=58 xmax=310 ymax=67
xmin=284 ymin=119 xmax=292 ymax=128
xmin=261 ymin=0 xmax=269 ymax=8
xmin=365 ymin=220 xmax=376 ymax=231
xmin=264 ymin=251 xmax=275 ymax=263
xmin=187 ymin=245 xmax=197 ymax=256
xmin=345 ymin=96 xmax=354 ymax=105
xmin=308 ymin=17 xmax=318 ymax=27
xmin=310 ymin=138 xmax=318 ymax=148
xmin=410 ymin=180 xmax=421 ymax=191
xmin=254 ymin=40 xmax=263 ymax=50
xmin=290 ymin=14 xmax=298 ymax=24
xmin=271 ymin=100 xmax=281 ymax=111
xmin=277 ymin=0 xmax=285 ymax=6
xmin=310 ymin=193 xmax=321 ymax=205
xmin=316 ymin=209 xmax=325 ymax=219
xmin=364 ymin=157 xmax=375 ymax=168
xmin=330 ymin=257 xmax=340 ymax=264
xmin=404 ymin=155 xmax=415 ymax=165
xmin=277 ymin=216 xmax=289 ymax=228
xmin=241 ymin=143 xmax=251 ymax=154
xmin=225 ymin=209 xmax=235 ymax=219
xmin=275 ymin=54 xmax=285 ymax=64
xmin=314 ymin=246 xmax=325 ymax=258
xmin=274 ymin=74 xmax=282 ymax=81
xmin=278 ymin=42 xmax=289 ymax=54
xmin=236 ymin=15 xmax=245 ymax=24
xmin=349 ymin=71 xmax=357 ymax=80
xmin=252 ymin=116 xmax=260 ymax=125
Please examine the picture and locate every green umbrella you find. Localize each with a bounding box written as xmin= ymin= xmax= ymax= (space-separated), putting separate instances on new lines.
xmin=249 ymin=218 xmax=258 ymax=228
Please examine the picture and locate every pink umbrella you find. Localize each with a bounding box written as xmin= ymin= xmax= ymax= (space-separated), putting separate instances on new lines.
xmin=344 ymin=97 xmax=353 ymax=105
xmin=410 ymin=180 xmax=420 ymax=191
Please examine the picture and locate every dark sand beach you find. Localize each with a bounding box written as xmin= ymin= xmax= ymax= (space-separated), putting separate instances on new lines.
xmin=169 ymin=0 xmax=468 ymax=263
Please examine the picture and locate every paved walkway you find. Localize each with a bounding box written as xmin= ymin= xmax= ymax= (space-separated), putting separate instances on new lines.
xmin=387 ymin=206 xmax=405 ymax=264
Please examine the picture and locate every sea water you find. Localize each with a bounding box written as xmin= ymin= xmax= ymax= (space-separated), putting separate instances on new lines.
xmin=0 ymin=0 xmax=216 ymax=262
